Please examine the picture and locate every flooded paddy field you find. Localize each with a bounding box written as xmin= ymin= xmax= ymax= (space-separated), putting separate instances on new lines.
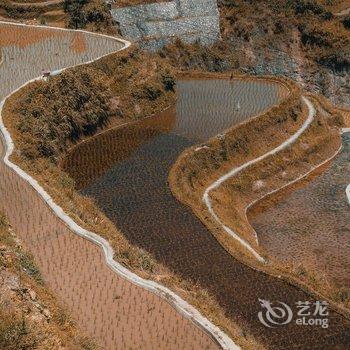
xmin=80 ymin=79 xmax=350 ymax=349
xmin=249 ymin=132 xmax=350 ymax=292
xmin=0 ymin=23 xmax=218 ymax=350
xmin=175 ymin=79 xmax=284 ymax=140
xmin=0 ymin=23 xmax=124 ymax=97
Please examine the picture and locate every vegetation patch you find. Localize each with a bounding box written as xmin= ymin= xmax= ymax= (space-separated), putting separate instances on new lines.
xmin=0 ymin=214 xmax=100 ymax=350
xmin=0 ymin=0 xmax=65 ymax=26
xmin=9 ymin=47 xmax=176 ymax=163
xmin=63 ymin=0 xmax=116 ymax=33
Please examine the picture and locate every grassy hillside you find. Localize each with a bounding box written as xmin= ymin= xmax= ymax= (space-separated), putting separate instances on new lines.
xmin=0 ymin=0 xmax=114 ymax=32
xmin=0 ymin=213 xmax=98 ymax=350
xmin=220 ymin=0 xmax=349 ymax=67
xmin=8 ymin=47 xmax=175 ymax=161
xmin=0 ymin=0 xmax=64 ymax=23
xmin=157 ymin=0 xmax=349 ymax=105
xmin=63 ymin=0 xmax=115 ymax=33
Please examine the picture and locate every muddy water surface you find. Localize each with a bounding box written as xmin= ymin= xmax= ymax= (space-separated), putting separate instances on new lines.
xmin=176 ymin=79 xmax=282 ymax=140
xmin=249 ymin=132 xmax=350 ymax=289
xmin=0 ymin=23 xmax=218 ymax=350
xmin=81 ymin=79 xmax=350 ymax=349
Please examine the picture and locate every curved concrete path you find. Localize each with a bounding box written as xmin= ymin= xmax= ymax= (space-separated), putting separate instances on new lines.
xmin=335 ymin=7 xmax=350 ymax=16
xmin=343 ymin=128 xmax=350 ymax=205
xmin=0 ymin=21 xmax=237 ymax=350
xmin=9 ymin=0 xmax=62 ymax=7
xmin=203 ymin=96 xmax=316 ymax=262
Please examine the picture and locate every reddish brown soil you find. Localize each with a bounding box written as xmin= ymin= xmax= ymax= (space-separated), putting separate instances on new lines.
xmin=0 ymin=135 xmax=218 ymax=350
xmin=69 ymin=32 xmax=87 ymax=54
xmin=0 ymin=24 xmax=63 ymax=49
xmin=73 ymin=80 xmax=350 ymax=348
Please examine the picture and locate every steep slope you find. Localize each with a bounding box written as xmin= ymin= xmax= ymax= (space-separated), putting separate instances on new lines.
xmin=0 ymin=213 xmax=99 ymax=350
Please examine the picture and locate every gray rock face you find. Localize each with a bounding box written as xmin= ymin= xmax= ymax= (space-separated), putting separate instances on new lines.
xmin=178 ymin=0 xmax=219 ymax=17
xmin=111 ymin=0 xmax=220 ymax=50
xmin=113 ymin=2 xmax=179 ymax=24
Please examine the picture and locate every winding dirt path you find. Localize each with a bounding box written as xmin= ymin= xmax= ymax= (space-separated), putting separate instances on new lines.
xmin=0 ymin=22 xmax=233 ymax=350
xmin=78 ymin=76 xmax=350 ymax=348
xmin=335 ymin=7 xmax=350 ymax=16
xmin=203 ymin=96 xmax=315 ymax=262
xmin=9 ymin=0 xmax=62 ymax=7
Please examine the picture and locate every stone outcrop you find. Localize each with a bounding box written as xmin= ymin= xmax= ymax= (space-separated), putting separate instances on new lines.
xmin=111 ymin=0 xmax=220 ymax=50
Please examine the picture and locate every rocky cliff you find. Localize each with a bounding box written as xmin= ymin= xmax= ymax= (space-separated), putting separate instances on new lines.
xmin=111 ymin=0 xmax=220 ymax=50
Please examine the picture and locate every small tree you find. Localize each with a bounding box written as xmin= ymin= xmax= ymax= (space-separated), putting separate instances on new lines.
xmin=64 ymin=0 xmax=88 ymax=29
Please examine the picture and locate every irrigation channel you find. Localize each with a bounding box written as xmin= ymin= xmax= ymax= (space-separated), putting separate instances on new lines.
xmin=74 ymin=77 xmax=350 ymax=348
xmin=0 ymin=22 xmax=222 ymax=350
xmin=249 ymin=131 xmax=350 ymax=293
xmin=0 ymin=21 xmax=350 ymax=350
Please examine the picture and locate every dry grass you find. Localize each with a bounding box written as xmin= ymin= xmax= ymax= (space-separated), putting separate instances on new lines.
xmin=158 ymin=39 xmax=240 ymax=73
xmin=10 ymin=47 xmax=176 ymax=161
xmin=212 ymin=0 xmax=350 ymax=91
xmin=64 ymin=0 xmax=116 ymax=34
xmin=169 ymin=86 xmax=350 ymax=316
xmin=0 ymin=0 xmax=63 ymax=21
xmin=0 ymin=213 xmax=100 ymax=350
xmin=317 ymin=0 xmax=350 ymax=12
xmin=2 ymin=54 xmax=263 ymax=348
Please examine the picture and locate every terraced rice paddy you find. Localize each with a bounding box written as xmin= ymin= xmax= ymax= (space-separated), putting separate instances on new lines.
xmin=175 ymin=79 xmax=285 ymax=140
xmin=249 ymin=132 xmax=350 ymax=291
xmin=0 ymin=23 xmax=124 ymax=96
xmin=0 ymin=23 xmax=218 ymax=350
xmin=80 ymin=79 xmax=350 ymax=349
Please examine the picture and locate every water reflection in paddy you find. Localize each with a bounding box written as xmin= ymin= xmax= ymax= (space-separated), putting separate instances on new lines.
xmin=250 ymin=132 xmax=350 ymax=288
xmin=80 ymin=79 xmax=350 ymax=349
xmin=175 ymin=79 xmax=281 ymax=140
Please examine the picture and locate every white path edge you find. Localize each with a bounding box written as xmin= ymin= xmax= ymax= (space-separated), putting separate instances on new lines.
xmin=245 ymin=126 xmax=350 ymax=242
xmin=0 ymin=21 xmax=239 ymax=350
xmin=203 ymin=96 xmax=316 ymax=263
xmin=342 ymin=128 xmax=350 ymax=205
xmin=245 ymin=142 xmax=343 ymax=220
xmin=335 ymin=7 xmax=350 ymax=16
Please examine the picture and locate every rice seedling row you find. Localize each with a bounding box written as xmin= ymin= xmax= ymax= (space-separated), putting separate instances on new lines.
xmin=249 ymin=131 xmax=350 ymax=297
xmin=79 ymin=79 xmax=350 ymax=349
xmin=0 ymin=23 xmax=218 ymax=350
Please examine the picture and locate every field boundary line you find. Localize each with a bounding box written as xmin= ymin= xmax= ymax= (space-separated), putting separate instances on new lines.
xmin=203 ymin=96 xmax=315 ymax=263
xmin=343 ymin=129 xmax=350 ymax=205
xmin=245 ymin=141 xmax=343 ymax=226
xmin=0 ymin=21 xmax=239 ymax=350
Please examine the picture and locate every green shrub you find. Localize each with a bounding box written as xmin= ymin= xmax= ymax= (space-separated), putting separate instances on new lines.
xmin=0 ymin=310 xmax=40 ymax=350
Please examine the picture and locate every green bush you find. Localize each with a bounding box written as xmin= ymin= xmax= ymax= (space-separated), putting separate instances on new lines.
xmin=0 ymin=310 xmax=39 ymax=350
